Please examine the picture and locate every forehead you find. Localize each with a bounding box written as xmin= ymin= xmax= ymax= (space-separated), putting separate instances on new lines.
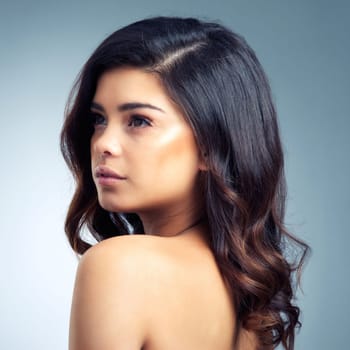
xmin=93 ymin=67 xmax=170 ymax=106
xmin=92 ymin=66 xmax=189 ymax=126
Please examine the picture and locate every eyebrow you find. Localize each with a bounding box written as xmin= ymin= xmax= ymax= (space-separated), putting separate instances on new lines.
xmin=90 ymin=102 xmax=165 ymax=113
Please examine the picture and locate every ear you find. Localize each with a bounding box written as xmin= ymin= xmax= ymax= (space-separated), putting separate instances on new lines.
xmin=198 ymin=152 xmax=208 ymax=171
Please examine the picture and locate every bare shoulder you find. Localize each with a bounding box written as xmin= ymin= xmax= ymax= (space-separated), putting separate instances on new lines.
xmin=75 ymin=235 xmax=163 ymax=295
xmin=76 ymin=233 xmax=207 ymax=299
xmin=69 ymin=234 xmax=166 ymax=350
xmin=79 ymin=234 xmax=179 ymax=277
xmin=81 ymin=232 xmax=212 ymax=273
xmin=69 ymin=234 xmax=241 ymax=350
xmin=81 ymin=233 xmax=164 ymax=261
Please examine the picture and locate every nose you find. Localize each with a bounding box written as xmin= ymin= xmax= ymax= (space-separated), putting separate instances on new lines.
xmin=91 ymin=126 xmax=122 ymax=158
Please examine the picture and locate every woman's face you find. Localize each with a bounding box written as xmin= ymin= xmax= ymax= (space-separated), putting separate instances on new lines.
xmin=90 ymin=67 xmax=204 ymax=214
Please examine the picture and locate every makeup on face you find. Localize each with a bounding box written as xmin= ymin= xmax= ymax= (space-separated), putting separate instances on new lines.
xmin=90 ymin=67 xmax=202 ymax=215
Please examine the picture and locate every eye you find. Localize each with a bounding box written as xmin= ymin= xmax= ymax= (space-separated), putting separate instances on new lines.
xmin=90 ymin=112 xmax=106 ymax=127
xmin=128 ymin=115 xmax=152 ymax=128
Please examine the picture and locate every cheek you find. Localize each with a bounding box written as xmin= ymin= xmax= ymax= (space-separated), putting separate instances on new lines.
xmin=144 ymin=126 xmax=200 ymax=186
xmin=90 ymin=137 xmax=98 ymax=165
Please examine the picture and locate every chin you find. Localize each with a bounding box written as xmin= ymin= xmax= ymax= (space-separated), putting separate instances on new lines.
xmin=99 ymin=201 xmax=124 ymax=213
xmin=97 ymin=196 xmax=136 ymax=213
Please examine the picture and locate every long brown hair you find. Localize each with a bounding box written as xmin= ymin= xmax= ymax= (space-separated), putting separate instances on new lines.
xmin=61 ymin=16 xmax=310 ymax=349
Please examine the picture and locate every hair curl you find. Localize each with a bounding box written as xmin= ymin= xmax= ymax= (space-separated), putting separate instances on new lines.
xmin=60 ymin=16 xmax=310 ymax=350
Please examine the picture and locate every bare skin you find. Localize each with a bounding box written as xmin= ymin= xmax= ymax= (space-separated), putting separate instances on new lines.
xmin=69 ymin=229 xmax=258 ymax=350
xmin=69 ymin=67 xmax=257 ymax=349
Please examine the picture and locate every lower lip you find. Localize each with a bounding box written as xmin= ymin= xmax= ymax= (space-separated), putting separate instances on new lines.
xmin=96 ymin=176 xmax=126 ymax=186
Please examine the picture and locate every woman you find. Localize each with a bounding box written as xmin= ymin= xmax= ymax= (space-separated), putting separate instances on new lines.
xmin=61 ymin=16 xmax=309 ymax=350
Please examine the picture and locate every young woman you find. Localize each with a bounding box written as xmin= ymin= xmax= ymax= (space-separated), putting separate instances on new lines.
xmin=61 ymin=16 xmax=309 ymax=350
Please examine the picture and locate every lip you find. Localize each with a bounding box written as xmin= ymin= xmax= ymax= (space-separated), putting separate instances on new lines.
xmin=94 ymin=165 xmax=126 ymax=185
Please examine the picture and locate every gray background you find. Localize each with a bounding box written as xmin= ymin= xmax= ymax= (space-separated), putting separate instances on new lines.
xmin=0 ymin=0 xmax=349 ymax=349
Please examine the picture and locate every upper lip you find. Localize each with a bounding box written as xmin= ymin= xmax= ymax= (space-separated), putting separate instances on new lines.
xmin=95 ymin=165 xmax=126 ymax=179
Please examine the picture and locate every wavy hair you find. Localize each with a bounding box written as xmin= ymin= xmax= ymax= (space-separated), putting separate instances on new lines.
xmin=60 ymin=16 xmax=310 ymax=350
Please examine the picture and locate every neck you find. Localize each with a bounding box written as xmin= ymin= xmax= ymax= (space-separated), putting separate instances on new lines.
xmin=135 ymin=187 xmax=209 ymax=246
xmin=139 ymin=207 xmax=210 ymax=248
xmin=138 ymin=203 xmax=204 ymax=237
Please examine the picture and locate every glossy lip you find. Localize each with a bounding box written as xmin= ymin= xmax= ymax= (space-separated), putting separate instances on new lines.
xmin=94 ymin=165 xmax=127 ymax=182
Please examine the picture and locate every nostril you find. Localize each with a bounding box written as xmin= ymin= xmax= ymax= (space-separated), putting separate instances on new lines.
xmin=100 ymin=151 xmax=112 ymax=161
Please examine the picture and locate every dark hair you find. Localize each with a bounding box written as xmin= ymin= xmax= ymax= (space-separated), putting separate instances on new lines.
xmin=61 ymin=16 xmax=310 ymax=350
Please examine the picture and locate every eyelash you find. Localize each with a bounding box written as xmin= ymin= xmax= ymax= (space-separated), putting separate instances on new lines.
xmin=89 ymin=113 xmax=152 ymax=128
xmin=90 ymin=113 xmax=106 ymax=127
xmin=127 ymin=115 xmax=152 ymax=128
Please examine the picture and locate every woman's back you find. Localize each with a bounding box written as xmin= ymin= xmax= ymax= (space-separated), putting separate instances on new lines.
xmin=69 ymin=232 xmax=257 ymax=350
xmin=138 ymin=232 xmax=234 ymax=350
